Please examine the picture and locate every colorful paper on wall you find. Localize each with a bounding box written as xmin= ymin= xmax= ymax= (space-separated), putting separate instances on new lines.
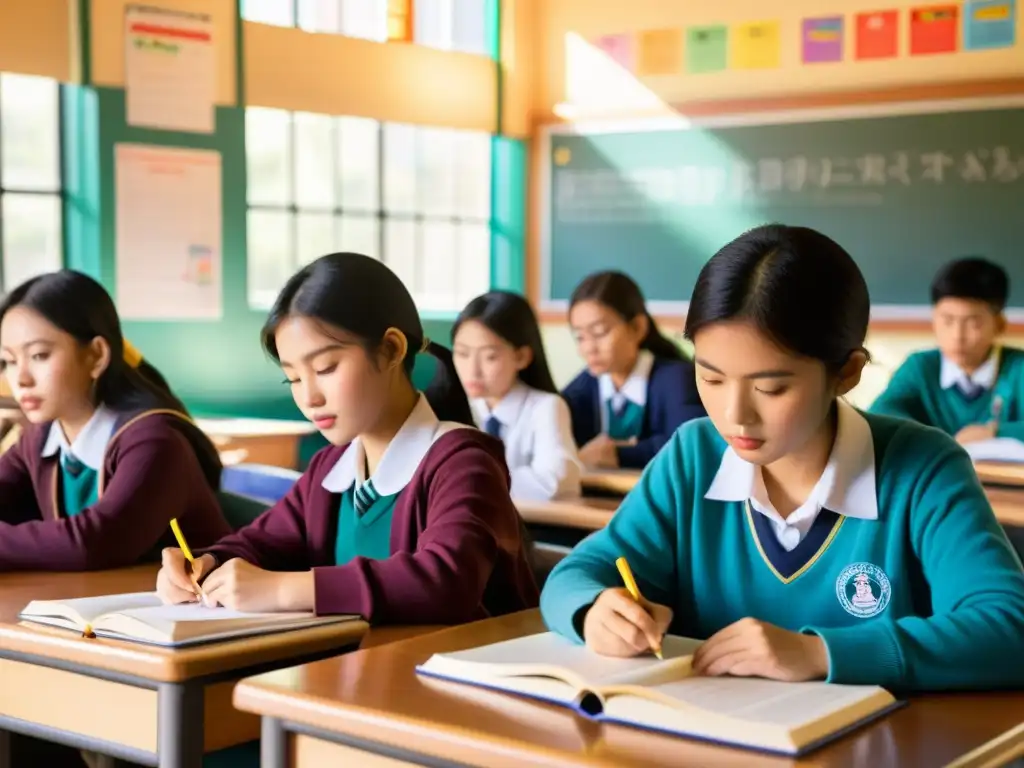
xmin=636 ymin=29 xmax=684 ymax=76
xmin=685 ymin=25 xmax=728 ymax=73
xmin=855 ymin=10 xmax=900 ymax=59
xmin=594 ymin=33 xmax=635 ymax=71
xmin=802 ymin=16 xmax=844 ymax=63
xmin=964 ymin=0 xmax=1016 ymax=49
xmin=910 ymin=4 xmax=960 ymax=54
xmin=732 ymin=21 xmax=781 ymax=70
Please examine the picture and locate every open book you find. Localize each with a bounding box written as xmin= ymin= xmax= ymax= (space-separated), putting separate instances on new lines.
xmin=415 ymin=632 xmax=901 ymax=756
xmin=19 ymin=592 xmax=357 ymax=648
xmin=965 ymin=437 xmax=1024 ymax=463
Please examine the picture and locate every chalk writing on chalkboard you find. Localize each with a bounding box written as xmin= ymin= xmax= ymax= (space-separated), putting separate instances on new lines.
xmin=553 ymin=146 xmax=1024 ymax=222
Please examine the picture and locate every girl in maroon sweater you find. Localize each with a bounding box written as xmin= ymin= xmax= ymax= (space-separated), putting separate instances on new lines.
xmin=157 ymin=252 xmax=539 ymax=624
xmin=0 ymin=271 xmax=230 ymax=572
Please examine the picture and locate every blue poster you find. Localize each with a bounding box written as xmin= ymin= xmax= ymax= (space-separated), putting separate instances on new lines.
xmin=964 ymin=0 xmax=1016 ymax=49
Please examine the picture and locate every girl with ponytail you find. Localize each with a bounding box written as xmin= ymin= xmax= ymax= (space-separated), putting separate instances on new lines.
xmin=156 ymin=253 xmax=538 ymax=624
xmin=0 ymin=270 xmax=230 ymax=571
xmin=563 ymin=270 xmax=705 ymax=469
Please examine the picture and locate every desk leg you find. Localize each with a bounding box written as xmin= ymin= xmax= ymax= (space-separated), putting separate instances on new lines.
xmin=158 ymin=682 xmax=204 ymax=768
xmin=0 ymin=728 xmax=9 ymax=768
xmin=261 ymin=718 xmax=287 ymax=768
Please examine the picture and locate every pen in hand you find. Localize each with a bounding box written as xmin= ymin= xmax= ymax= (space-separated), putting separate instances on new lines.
xmin=170 ymin=519 xmax=210 ymax=606
xmin=615 ymin=556 xmax=664 ymax=660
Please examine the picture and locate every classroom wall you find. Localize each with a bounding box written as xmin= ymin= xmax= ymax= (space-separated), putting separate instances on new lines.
xmin=529 ymin=0 xmax=1024 ymax=406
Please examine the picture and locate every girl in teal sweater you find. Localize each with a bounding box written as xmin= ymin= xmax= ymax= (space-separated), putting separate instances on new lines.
xmin=542 ymin=224 xmax=1024 ymax=691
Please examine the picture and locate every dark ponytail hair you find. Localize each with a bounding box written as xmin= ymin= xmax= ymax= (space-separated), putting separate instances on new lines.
xmin=569 ymin=271 xmax=684 ymax=361
xmin=684 ymin=224 xmax=870 ymax=373
xmin=451 ymin=291 xmax=558 ymax=395
xmin=0 ymin=270 xmax=222 ymax=486
xmin=261 ymin=252 xmax=474 ymax=427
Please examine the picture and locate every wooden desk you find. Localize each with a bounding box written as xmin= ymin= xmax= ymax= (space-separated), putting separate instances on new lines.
xmin=515 ymin=498 xmax=618 ymax=531
xmin=234 ymin=610 xmax=1024 ymax=768
xmin=976 ymin=461 xmax=1024 ymax=489
xmin=194 ymin=418 xmax=317 ymax=470
xmin=0 ymin=566 xmax=367 ymax=768
xmin=986 ymin=488 xmax=1024 ymax=528
xmin=581 ymin=469 xmax=641 ymax=497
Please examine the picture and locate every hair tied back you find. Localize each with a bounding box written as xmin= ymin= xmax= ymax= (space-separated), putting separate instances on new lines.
xmin=122 ymin=339 xmax=143 ymax=369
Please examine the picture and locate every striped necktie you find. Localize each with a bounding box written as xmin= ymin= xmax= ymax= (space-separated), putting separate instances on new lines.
xmin=353 ymin=479 xmax=380 ymax=515
xmin=484 ymin=415 xmax=502 ymax=438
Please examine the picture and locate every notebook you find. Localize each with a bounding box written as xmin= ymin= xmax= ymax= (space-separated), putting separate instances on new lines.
xmin=19 ymin=592 xmax=357 ymax=647
xmin=415 ymin=631 xmax=901 ymax=756
xmin=965 ymin=437 xmax=1024 ymax=463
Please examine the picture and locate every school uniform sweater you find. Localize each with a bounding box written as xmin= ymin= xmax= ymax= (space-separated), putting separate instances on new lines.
xmin=201 ymin=425 xmax=540 ymax=625
xmin=562 ymin=356 xmax=706 ymax=468
xmin=870 ymin=347 xmax=1024 ymax=440
xmin=0 ymin=410 xmax=231 ymax=572
xmin=541 ymin=410 xmax=1024 ymax=691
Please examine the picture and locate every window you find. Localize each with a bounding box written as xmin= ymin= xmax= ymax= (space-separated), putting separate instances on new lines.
xmin=0 ymin=74 xmax=63 ymax=292
xmin=243 ymin=0 xmax=488 ymax=53
xmin=246 ymin=108 xmax=491 ymax=312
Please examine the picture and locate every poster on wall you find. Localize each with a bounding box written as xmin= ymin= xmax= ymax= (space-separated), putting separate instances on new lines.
xmin=732 ymin=21 xmax=781 ymax=70
xmin=593 ymin=33 xmax=635 ymax=71
xmin=855 ymin=10 xmax=900 ymax=60
xmin=802 ymin=16 xmax=844 ymax=63
xmin=636 ymin=29 xmax=684 ymax=76
xmin=115 ymin=144 xmax=222 ymax=320
xmin=685 ymin=25 xmax=728 ymax=74
xmin=124 ymin=5 xmax=215 ymax=133
xmin=909 ymin=5 xmax=960 ymax=55
xmin=964 ymin=0 xmax=1016 ymax=50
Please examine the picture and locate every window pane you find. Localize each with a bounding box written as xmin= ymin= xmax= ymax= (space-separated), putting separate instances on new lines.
xmin=384 ymin=218 xmax=418 ymax=296
xmin=242 ymin=0 xmax=295 ymax=25
xmin=2 ymin=194 xmax=62 ymax=289
xmin=294 ymin=112 xmax=335 ymax=209
xmin=419 ymin=220 xmax=457 ymax=311
xmin=1 ymin=74 xmax=60 ymax=191
xmin=457 ymin=221 xmax=491 ymax=303
xmin=247 ymin=210 xmax=293 ymax=307
xmin=246 ymin=108 xmax=292 ymax=205
xmin=417 ymin=128 xmax=456 ymax=217
xmin=454 ymin=131 xmax=491 ymax=220
xmin=339 ymin=214 xmax=379 ymax=258
xmin=340 ymin=0 xmax=387 ymax=41
xmin=414 ymin=0 xmax=452 ymax=49
xmin=383 ymin=123 xmax=417 ymax=214
xmin=453 ymin=0 xmax=488 ymax=55
xmin=337 ymin=116 xmax=379 ymax=212
xmin=298 ymin=0 xmax=341 ymax=32
xmin=297 ymin=211 xmax=336 ymax=265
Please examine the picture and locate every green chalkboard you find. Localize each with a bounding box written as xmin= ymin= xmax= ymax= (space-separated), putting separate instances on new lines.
xmin=543 ymin=104 xmax=1024 ymax=315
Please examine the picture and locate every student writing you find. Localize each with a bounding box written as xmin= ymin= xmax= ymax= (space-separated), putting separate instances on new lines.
xmin=156 ymin=253 xmax=539 ymax=623
xmin=542 ymin=225 xmax=1024 ymax=690
xmin=870 ymin=258 xmax=1024 ymax=445
xmin=562 ymin=271 xmax=705 ymax=470
xmin=452 ymin=291 xmax=581 ymax=501
xmin=0 ymin=271 xmax=230 ymax=571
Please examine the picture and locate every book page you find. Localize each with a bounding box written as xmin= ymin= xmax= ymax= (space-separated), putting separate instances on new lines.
xmin=22 ymin=592 xmax=162 ymax=625
xmin=643 ymin=677 xmax=885 ymax=727
xmin=964 ymin=437 xmax=1024 ymax=463
xmin=423 ymin=632 xmax=701 ymax=688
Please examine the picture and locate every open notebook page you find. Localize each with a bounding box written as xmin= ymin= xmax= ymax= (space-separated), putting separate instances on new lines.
xmin=965 ymin=437 xmax=1024 ymax=463
xmin=112 ymin=602 xmax=317 ymax=629
xmin=23 ymin=592 xmax=162 ymax=625
xmin=426 ymin=631 xmax=702 ymax=688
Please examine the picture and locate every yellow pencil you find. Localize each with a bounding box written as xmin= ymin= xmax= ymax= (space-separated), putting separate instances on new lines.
xmin=170 ymin=518 xmax=206 ymax=602
xmin=615 ymin=556 xmax=663 ymax=660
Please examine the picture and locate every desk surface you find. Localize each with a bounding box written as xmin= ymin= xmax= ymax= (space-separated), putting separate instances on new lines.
xmin=986 ymin=488 xmax=1024 ymax=527
xmin=976 ymin=461 xmax=1024 ymax=488
xmin=234 ymin=610 xmax=1024 ymax=768
xmin=516 ymin=497 xmax=618 ymax=531
xmin=580 ymin=469 xmax=641 ymax=496
xmin=0 ymin=566 xmax=368 ymax=683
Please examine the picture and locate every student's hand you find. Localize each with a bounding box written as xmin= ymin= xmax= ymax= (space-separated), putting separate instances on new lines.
xmin=583 ymin=588 xmax=673 ymax=657
xmin=691 ymin=618 xmax=829 ymax=682
xmin=955 ymin=423 xmax=997 ymax=445
xmin=579 ymin=434 xmax=620 ymax=468
xmin=201 ymin=558 xmax=315 ymax=613
xmin=156 ymin=549 xmax=217 ymax=605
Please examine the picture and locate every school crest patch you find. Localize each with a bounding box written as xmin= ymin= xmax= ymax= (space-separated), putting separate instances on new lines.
xmin=835 ymin=562 xmax=891 ymax=619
